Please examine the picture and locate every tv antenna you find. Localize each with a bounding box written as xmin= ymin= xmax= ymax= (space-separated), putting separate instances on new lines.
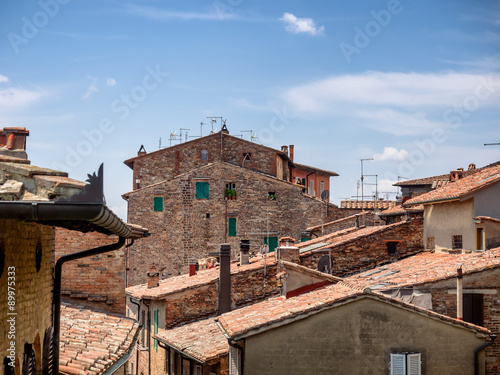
xmin=169 ymin=131 xmax=180 ymax=146
xmin=241 ymin=130 xmax=256 ymax=141
xmin=180 ymin=128 xmax=190 ymax=143
xmin=360 ymin=158 xmax=373 ymax=208
xmin=207 ymin=117 xmax=223 ymax=134
xmin=484 ymin=143 xmax=500 ymax=146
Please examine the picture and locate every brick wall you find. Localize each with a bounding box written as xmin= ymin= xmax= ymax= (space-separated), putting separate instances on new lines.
xmin=55 ymin=228 xmax=127 ymax=314
xmin=0 ymin=220 xmax=54 ymax=375
xmin=126 ymin=162 xmax=341 ymax=286
xmin=300 ymin=219 xmax=424 ymax=276
xmin=129 ymin=132 xmax=283 ymax=189
xmin=420 ymin=268 xmax=500 ymax=375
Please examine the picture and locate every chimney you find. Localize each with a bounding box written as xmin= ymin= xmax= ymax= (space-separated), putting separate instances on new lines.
xmin=468 ymin=163 xmax=476 ymax=171
xmin=137 ymin=144 xmax=147 ymax=156
xmin=289 ymin=145 xmax=294 ymax=162
xmin=189 ymin=259 xmax=197 ymax=277
xmin=240 ymin=239 xmax=250 ymax=265
xmin=147 ymin=265 xmax=160 ymax=288
xmin=450 ymin=169 xmax=464 ymax=182
xmin=218 ymin=244 xmax=231 ymax=315
xmin=0 ymin=127 xmax=29 ymax=159
xmin=457 ymin=266 xmax=463 ymax=320
xmin=281 ymin=145 xmax=288 ymax=156
xmin=277 ymin=237 xmax=299 ymax=264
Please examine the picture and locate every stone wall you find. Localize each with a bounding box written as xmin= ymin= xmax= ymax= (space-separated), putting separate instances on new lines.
xmin=55 ymin=228 xmax=127 ymax=314
xmin=300 ymin=219 xmax=424 ymax=276
xmin=125 ymin=162 xmax=340 ymax=286
xmin=0 ymin=220 xmax=54 ymax=375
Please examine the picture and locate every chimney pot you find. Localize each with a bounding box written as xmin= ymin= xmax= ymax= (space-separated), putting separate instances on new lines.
xmin=240 ymin=239 xmax=250 ymax=265
xmin=188 ymin=259 xmax=197 ymax=276
xmin=147 ymin=265 xmax=160 ymax=288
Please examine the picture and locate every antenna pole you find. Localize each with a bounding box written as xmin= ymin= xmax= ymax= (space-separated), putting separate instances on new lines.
xmin=484 ymin=143 xmax=500 ymax=146
xmin=360 ymin=158 xmax=373 ymax=210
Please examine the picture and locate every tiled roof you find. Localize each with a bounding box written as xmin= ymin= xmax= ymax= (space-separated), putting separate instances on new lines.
xmin=305 ymin=212 xmax=369 ymax=232
xmin=394 ymin=173 xmax=451 ymax=187
xmin=345 ymin=247 xmax=500 ymax=291
xmin=475 ymin=216 xmax=500 ymax=224
xmin=403 ymin=164 xmax=500 ymax=206
xmin=217 ymin=282 xmax=489 ymax=339
xmin=340 ymin=200 xmax=398 ymax=210
xmin=155 ymin=318 xmax=228 ymax=363
xmin=379 ymin=204 xmax=424 ymax=216
xmin=126 ymin=255 xmax=276 ymax=299
xmin=297 ymin=222 xmax=408 ymax=254
xmin=292 ymin=162 xmax=339 ymax=176
xmin=59 ymin=303 xmax=140 ymax=375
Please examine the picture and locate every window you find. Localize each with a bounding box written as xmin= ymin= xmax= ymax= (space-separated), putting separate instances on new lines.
xmin=228 ymin=218 xmax=237 ymax=237
xmin=386 ymin=241 xmax=399 ymax=255
xmin=268 ymin=192 xmax=276 ymax=200
xmin=242 ymin=152 xmax=251 ymax=161
xmin=225 ymin=183 xmax=236 ymax=200
xmin=154 ymin=196 xmax=163 ymax=212
xmin=452 ymin=235 xmax=463 ymax=250
xmin=195 ymin=182 xmax=209 ymax=199
xmin=390 ymin=353 xmax=421 ymax=375
xmin=264 ymin=237 xmax=278 ymax=253
xmin=309 ymin=180 xmax=315 ymax=196
xmin=320 ymin=181 xmax=324 ymax=194
xmin=201 ymin=149 xmax=208 ymax=161
xmin=464 ymin=294 xmax=484 ymax=326
xmin=476 ymin=227 xmax=484 ymax=250
xmin=195 ymin=365 xmax=202 ymax=375
xmin=426 ymin=236 xmax=435 ymax=250
xmin=153 ymin=309 xmax=159 ymax=351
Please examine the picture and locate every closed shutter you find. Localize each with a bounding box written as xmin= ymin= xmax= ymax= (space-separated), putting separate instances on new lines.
xmin=228 ymin=218 xmax=237 ymax=237
xmin=407 ymin=353 xmax=421 ymax=375
xmin=196 ymin=182 xmax=209 ymax=199
xmin=229 ymin=346 xmax=240 ymax=375
xmin=390 ymin=353 xmax=406 ymax=375
xmin=153 ymin=309 xmax=159 ymax=351
xmin=153 ymin=196 xmax=163 ymax=211
xmin=264 ymin=237 xmax=278 ymax=253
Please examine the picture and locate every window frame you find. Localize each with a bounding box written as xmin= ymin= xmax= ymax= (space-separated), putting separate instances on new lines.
xmin=195 ymin=181 xmax=210 ymax=199
xmin=452 ymin=235 xmax=463 ymax=250
xmin=390 ymin=352 xmax=421 ymax=375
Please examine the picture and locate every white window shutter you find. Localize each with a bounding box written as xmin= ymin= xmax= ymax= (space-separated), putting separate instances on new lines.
xmin=391 ymin=353 xmax=406 ymax=375
xmin=407 ymin=353 xmax=421 ymax=375
xmin=229 ymin=346 xmax=240 ymax=375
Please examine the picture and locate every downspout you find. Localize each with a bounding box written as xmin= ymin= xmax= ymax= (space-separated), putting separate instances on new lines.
xmin=53 ymin=236 xmax=126 ymax=375
xmin=129 ymin=297 xmax=141 ymax=375
xmin=125 ymin=239 xmax=135 ymax=288
xmin=143 ymin=300 xmax=151 ymax=375
xmin=475 ymin=334 xmax=497 ymax=375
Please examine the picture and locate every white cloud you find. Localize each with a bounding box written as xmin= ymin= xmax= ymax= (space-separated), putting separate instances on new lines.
xmin=0 ymin=88 xmax=42 ymax=108
xmin=82 ymin=76 xmax=98 ymax=99
xmin=0 ymin=74 xmax=9 ymax=84
xmin=373 ymin=147 xmax=409 ymax=162
xmin=106 ymin=78 xmax=116 ymax=87
xmin=125 ymin=5 xmax=237 ymax=21
xmin=280 ymin=12 xmax=324 ymax=36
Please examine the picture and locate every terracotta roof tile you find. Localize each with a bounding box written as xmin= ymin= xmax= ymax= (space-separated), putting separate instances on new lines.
xmin=305 ymin=211 xmax=370 ymax=232
xmin=59 ymin=303 xmax=140 ymax=375
xmin=379 ymin=204 xmax=424 ymax=216
xmin=126 ymin=256 xmax=276 ymax=299
xmin=155 ymin=318 xmax=229 ymax=363
xmin=345 ymin=247 xmax=500 ymax=290
xmin=340 ymin=200 xmax=398 ymax=209
xmin=403 ymin=164 xmax=500 ymax=206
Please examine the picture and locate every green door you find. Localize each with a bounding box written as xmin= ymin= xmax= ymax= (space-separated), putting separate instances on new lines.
xmin=264 ymin=236 xmax=278 ymax=253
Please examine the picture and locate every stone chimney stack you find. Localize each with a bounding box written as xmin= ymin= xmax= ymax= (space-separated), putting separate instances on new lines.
xmin=189 ymin=259 xmax=197 ymax=277
xmin=289 ymin=145 xmax=294 ymax=162
xmin=277 ymin=237 xmax=299 ymax=264
xmin=240 ymin=239 xmax=250 ymax=265
xmin=281 ymin=145 xmax=289 ymax=156
xmin=218 ymin=244 xmax=231 ymax=315
xmin=450 ymin=168 xmax=464 ymax=182
xmin=147 ymin=265 xmax=160 ymax=288
xmin=0 ymin=127 xmax=29 ymax=159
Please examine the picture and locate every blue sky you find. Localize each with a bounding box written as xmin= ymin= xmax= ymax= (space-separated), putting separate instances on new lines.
xmin=1 ymin=0 xmax=499 ymax=219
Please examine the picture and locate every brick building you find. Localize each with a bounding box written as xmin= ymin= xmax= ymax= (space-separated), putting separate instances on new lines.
xmin=0 ymin=149 xmax=148 ymax=375
xmin=345 ymin=248 xmax=500 ymax=374
xmin=124 ymin=138 xmax=341 ymax=285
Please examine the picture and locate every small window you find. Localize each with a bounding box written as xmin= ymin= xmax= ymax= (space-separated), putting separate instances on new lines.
xmin=228 ymin=218 xmax=237 ymax=237
xmin=153 ymin=197 xmax=163 ymax=212
xmin=320 ymin=181 xmax=325 ymax=194
xmin=225 ymin=183 xmax=237 ymax=200
xmin=206 ymin=213 xmax=210 ymax=219
xmin=386 ymin=241 xmax=398 ymax=255
xmin=243 ymin=152 xmax=251 ymax=161
xmin=452 ymin=235 xmax=463 ymax=250
xmin=390 ymin=353 xmax=421 ymax=375
xmin=201 ymin=149 xmax=208 ymax=161
xmin=196 ymin=182 xmax=209 ymax=199
xmin=268 ymin=192 xmax=276 ymax=200
xmin=195 ymin=365 xmax=202 ymax=375
xmin=153 ymin=309 xmax=159 ymax=351
xmin=426 ymin=236 xmax=435 ymax=250
xmin=464 ymin=294 xmax=483 ymax=326
xmin=309 ymin=180 xmax=315 ymax=196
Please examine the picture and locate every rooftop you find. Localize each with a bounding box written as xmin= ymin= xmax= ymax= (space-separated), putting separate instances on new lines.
xmin=59 ymin=303 xmax=140 ymax=375
xmin=155 ymin=318 xmax=228 ymax=363
xmin=345 ymin=247 xmax=500 ymax=291
xmin=292 ymin=162 xmax=339 ymax=177
xmin=403 ymin=163 xmax=500 ymax=206
xmin=126 ymin=255 xmax=276 ymax=299
xmin=340 ymin=200 xmax=398 ymax=210
xmin=379 ymin=204 xmax=424 ymax=217
xmin=305 ymin=211 xmax=369 ymax=232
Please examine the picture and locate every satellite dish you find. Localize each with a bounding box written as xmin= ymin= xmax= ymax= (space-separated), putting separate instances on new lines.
xmin=317 ymin=255 xmax=332 ymax=273
xmin=321 ymin=190 xmax=330 ymax=201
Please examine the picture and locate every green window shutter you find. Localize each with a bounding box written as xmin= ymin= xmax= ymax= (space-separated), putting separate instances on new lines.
xmin=196 ymin=182 xmax=209 ymax=199
xmin=264 ymin=237 xmax=278 ymax=253
xmin=153 ymin=197 xmax=163 ymax=212
xmin=301 ymin=237 xmax=310 ymax=242
xmin=228 ymin=218 xmax=237 ymax=237
xmin=153 ymin=309 xmax=159 ymax=351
